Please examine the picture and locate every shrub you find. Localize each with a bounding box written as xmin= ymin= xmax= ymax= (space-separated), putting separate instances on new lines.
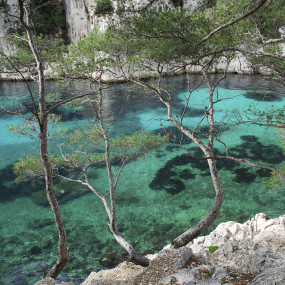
xmin=95 ymin=0 xmax=114 ymax=15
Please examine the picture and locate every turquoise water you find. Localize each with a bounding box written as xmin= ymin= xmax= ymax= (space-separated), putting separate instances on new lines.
xmin=0 ymin=75 xmax=284 ymax=284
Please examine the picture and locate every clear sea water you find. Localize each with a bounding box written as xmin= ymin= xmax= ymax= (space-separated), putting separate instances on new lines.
xmin=0 ymin=74 xmax=284 ymax=284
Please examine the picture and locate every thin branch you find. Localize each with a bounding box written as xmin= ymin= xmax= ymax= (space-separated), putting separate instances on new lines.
xmin=182 ymin=147 xmax=285 ymax=182
xmin=197 ymin=0 xmax=268 ymax=45
xmin=3 ymin=54 xmax=40 ymax=122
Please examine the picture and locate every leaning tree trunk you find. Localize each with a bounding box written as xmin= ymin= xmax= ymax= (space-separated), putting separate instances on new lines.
xmin=18 ymin=0 xmax=68 ymax=278
xmin=172 ymin=72 xmax=223 ymax=247
xmin=172 ymin=153 xmax=223 ymax=247
xmin=140 ymin=75 xmax=224 ymax=249
xmin=108 ymin=221 xmax=150 ymax=267
xmin=102 ymin=197 xmax=150 ymax=266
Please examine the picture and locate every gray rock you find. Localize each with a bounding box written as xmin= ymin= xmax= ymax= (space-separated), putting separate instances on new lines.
xmin=82 ymin=214 xmax=285 ymax=285
xmin=212 ymin=267 xmax=228 ymax=279
xmin=249 ymin=266 xmax=285 ymax=285
xmin=189 ymin=214 xmax=285 ymax=274
xmin=35 ymin=277 xmax=73 ymax=285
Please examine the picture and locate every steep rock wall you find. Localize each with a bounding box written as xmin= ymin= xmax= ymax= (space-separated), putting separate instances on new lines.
xmin=0 ymin=0 xmax=19 ymax=55
xmin=64 ymin=0 xmax=201 ymax=43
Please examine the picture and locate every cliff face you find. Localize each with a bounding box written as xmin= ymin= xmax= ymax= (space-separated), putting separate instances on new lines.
xmin=0 ymin=0 xmax=259 ymax=79
xmin=64 ymin=0 xmax=93 ymax=42
xmin=0 ymin=0 xmax=19 ymax=54
xmin=0 ymin=0 xmax=200 ymax=46
xmin=63 ymin=0 xmax=201 ymax=43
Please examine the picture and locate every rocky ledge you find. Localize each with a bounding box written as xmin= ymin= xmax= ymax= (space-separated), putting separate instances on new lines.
xmin=37 ymin=213 xmax=285 ymax=285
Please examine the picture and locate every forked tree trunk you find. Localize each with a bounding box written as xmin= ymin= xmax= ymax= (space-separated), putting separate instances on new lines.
xmin=18 ymin=0 xmax=68 ymax=278
xmin=109 ymin=223 xmax=150 ymax=266
xmin=98 ymin=90 xmax=150 ymax=267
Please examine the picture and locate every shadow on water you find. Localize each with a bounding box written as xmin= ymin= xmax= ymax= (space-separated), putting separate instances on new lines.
xmin=0 ymin=75 xmax=284 ymax=285
xmin=244 ymin=91 xmax=283 ymax=102
xmin=0 ymin=164 xmax=44 ymax=202
xmin=149 ymin=135 xmax=283 ymax=194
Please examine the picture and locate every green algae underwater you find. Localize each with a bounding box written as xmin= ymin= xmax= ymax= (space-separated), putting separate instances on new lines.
xmin=0 ymin=74 xmax=284 ymax=284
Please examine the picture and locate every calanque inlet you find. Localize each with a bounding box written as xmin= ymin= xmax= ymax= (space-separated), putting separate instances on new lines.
xmin=0 ymin=0 xmax=284 ymax=285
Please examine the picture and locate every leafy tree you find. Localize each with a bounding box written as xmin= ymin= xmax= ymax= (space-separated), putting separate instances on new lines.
xmin=69 ymin=0 xmax=285 ymax=248
xmin=0 ymin=0 xmax=88 ymax=279
xmin=14 ymin=118 xmax=167 ymax=266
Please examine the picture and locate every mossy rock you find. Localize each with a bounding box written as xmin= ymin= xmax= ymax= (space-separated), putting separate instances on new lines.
xmin=99 ymin=252 xmax=124 ymax=268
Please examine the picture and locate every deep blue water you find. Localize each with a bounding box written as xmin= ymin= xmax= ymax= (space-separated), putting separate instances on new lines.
xmin=0 ymin=74 xmax=284 ymax=284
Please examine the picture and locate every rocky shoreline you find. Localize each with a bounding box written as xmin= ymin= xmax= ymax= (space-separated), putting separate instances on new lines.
xmin=0 ymin=53 xmax=274 ymax=82
xmin=36 ymin=213 xmax=285 ymax=285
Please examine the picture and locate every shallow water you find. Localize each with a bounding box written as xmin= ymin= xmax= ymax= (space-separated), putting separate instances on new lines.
xmin=0 ymin=74 xmax=284 ymax=284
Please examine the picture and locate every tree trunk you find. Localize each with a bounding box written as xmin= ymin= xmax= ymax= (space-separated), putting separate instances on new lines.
xmin=40 ymin=124 xmax=68 ymax=278
xmin=18 ymin=0 xmax=68 ymax=278
xmin=97 ymin=89 xmax=150 ymax=267
xmin=109 ymin=223 xmax=150 ymax=267
xmin=172 ymin=72 xmax=223 ymax=248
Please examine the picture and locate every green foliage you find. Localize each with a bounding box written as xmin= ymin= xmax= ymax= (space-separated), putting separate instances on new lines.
xmin=207 ymin=246 xmax=219 ymax=253
xmin=31 ymin=0 xmax=67 ymax=40
xmin=110 ymin=130 xmax=168 ymax=160
xmin=74 ymin=0 xmax=263 ymax=76
xmin=95 ymin=0 xmax=114 ymax=15
xmin=251 ymin=0 xmax=285 ymax=38
xmin=63 ymin=0 xmax=278 ymax=78
xmin=13 ymin=126 xmax=168 ymax=183
xmin=1 ymin=34 xmax=67 ymax=73
xmin=59 ymin=29 xmax=106 ymax=77
xmin=13 ymin=155 xmax=64 ymax=183
xmin=263 ymin=166 xmax=285 ymax=191
xmin=245 ymin=105 xmax=285 ymax=127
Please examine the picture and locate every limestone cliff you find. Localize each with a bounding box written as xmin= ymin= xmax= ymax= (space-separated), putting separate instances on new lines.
xmin=0 ymin=0 xmax=201 ymax=46
xmin=0 ymin=0 xmax=18 ymax=55
xmin=63 ymin=0 xmax=201 ymax=43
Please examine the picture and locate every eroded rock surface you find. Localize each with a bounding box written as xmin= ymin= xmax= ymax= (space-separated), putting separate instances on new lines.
xmin=35 ymin=277 xmax=73 ymax=285
xmin=82 ymin=214 xmax=285 ymax=285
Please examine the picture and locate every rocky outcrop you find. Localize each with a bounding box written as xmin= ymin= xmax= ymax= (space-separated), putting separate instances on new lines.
xmin=81 ymin=213 xmax=285 ymax=285
xmin=0 ymin=0 xmax=18 ymax=54
xmin=190 ymin=213 xmax=285 ymax=275
xmin=34 ymin=277 xmax=73 ymax=285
